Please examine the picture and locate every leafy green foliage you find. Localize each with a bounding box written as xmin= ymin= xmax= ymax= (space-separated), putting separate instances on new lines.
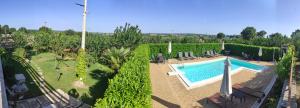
xmin=12 ymin=31 xmax=28 ymax=48
xmin=18 ymin=27 xmax=28 ymax=33
xmin=76 ymin=48 xmax=87 ymax=80
xmin=9 ymin=28 xmax=16 ymax=34
xmin=217 ymin=32 xmax=225 ymax=39
xmin=276 ymin=45 xmax=295 ymax=81
xmin=94 ymin=44 xmax=151 ymax=108
xmin=113 ymin=23 xmax=142 ymax=48
xmin=225 ymin=43 xmax=280 ymax=61
xmin=0 ymin=47 xmax=6 ymax=55
xmin=98 ymin=47 xmax=130 ymax=73
xmin=291 ymin=29 xmax=300 ymax=57
xmin=257 ymin=30 xmax=267 ymax=37
xmin=13 ymin=48 xmax=26 ymax=58
xmin=149 ymin=43 xmax=222 ymax=58
xmin=149 ymin=43 xmax=280 ymax=61
xmin=241 ymin=27 xmax=256 ymax=40
xmin=38 ymin=26 xmax=52 ymax=33
xmin=64 ymin=29 xmax=76 ymax=35
xmin=1 ymin=25 xmax=9 ymax=34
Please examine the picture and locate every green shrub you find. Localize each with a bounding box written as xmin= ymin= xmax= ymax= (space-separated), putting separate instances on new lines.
xmin=76 ymin=48 xmax=87 ymax=81
xmin=149 ymin=43 xmax=222 ymax=58
xmin=225 ymin=43 xmax=280 ymax=61
xmin=94 ymin=44 xmax=151 ymax=107
xmin=13 ymin=48 xmax=26 ymax=58
xmin=0 ymin=48 xmax=6 ymax=55
xmin=276 ymin=45 xmax=295 ymax=81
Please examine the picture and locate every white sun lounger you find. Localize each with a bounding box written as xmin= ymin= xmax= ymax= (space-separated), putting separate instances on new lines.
xmin=167 ymin=71 xmax=179 ymax=76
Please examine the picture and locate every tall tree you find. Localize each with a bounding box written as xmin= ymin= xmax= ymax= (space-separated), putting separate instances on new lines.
xmin=9 ymin=28 xmax=16 ymax=34
xmin=64 ymin=29 xmax=76 ymax=35
xmin=38 ymin=26 xmax=52 ymax=33
xmin=113 ymin=23 xmax=142 ymax=48
xmin=291 ymin=29 xmax=300 ymax=57
xmin=269 ymin=33 xmax=283 ymax=38
xmin=18 ymin=27 xmax=28 ymax=33
xmin=12 ymin=31 xmax=27 ymax=48
xmin=257 ymin=30 xmax=267 ymax=38
xmin=0 ymin=25 xmax=2 ymax=34
xmin=217 ymin=32 xmax=225 ymax=39
xmin=241 ymin=27 xmax=256 ymax=40
xmin=269 ymin=33 xmax=285 ymax=46
xmin=2 ymin=25 xmax=9 ymax=34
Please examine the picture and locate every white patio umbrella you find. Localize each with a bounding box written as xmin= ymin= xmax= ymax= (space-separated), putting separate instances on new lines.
xmin=168 ymin=41 xmax=172 ymax=54
xmin=258 ymin=47 xmax=263 ymax=57
xmin=220 ymin=57 xmax=232 ymax=100
xmin=221 ymin=41 xmax=225 ymax=50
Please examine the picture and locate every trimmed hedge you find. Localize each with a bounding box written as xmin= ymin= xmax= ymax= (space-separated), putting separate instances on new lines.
xmin=149 ymin=43 xmax=222 ymax=58
xmin=225 ymin=43 xmax=280 ymax=61
xmin=149 ymin=43 xmax=280 ymax=61
xmin=94 ymin=44 xmax=151 ymax=108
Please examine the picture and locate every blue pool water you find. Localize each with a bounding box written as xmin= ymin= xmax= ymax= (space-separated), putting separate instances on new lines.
xmin=176 ymin=58 xmax=265 ymax=83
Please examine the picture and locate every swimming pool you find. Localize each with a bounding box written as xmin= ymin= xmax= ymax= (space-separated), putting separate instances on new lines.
xmin=170 ymin=57 xmax=266 ymax=88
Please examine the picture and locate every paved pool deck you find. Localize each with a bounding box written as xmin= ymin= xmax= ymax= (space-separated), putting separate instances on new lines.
xmin=150 ymin=56 xmax=276 ymax=108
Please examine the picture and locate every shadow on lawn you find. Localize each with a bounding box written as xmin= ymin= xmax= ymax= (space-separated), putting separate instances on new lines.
xmin=2 ymin=55 xmax=43 ymax=99
xmin=79 ymin=69 xmax=109 ymax=105
xmin=6 ymin=55 xmax=82 ymax=106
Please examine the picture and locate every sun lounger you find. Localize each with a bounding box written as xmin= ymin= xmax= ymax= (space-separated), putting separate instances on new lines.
xmin=184 ymin=52 xmax=191 ymax=60
xmin=157 ymin=53 xmax=165 ymax=63
xmin=205 ymin=51 xmax=213 ymax=57
xmin=189 ymin=51 xmax=197 ymax=59
xmin=207 ymin=93 xmax=234 ymax=108
xmin=213 ymin=50 xmax=221 ymax=56
xmin=178 ymin=52 xmax=184 ymax=61
xmin=232 ymin=84 xmax=265 ymax=102
xmin=242 ymin=52 xmax=250 ymax=60
xmin=167 ymin=71 xmax=179 ymax=76
xmin=210 ymin=50 xmax=216 ymax=57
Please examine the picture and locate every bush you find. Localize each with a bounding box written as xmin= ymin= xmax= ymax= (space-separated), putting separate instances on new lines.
xmin=13 ymin=48 xmax=26 ymax=58
xmin=0 ymin=48 xmax=6 ymax=55
xmin=276 ymin=45 xmax=295 ymax=81
xmin=94 ymin=44 xmax=151 ymax=107
xmin=76 ymin=48 xmax=87 ymax=80
xmin=225 ymin=43 xmax=280 ymax=61
xmin=149 ymin=43 xmax=222 ymax=58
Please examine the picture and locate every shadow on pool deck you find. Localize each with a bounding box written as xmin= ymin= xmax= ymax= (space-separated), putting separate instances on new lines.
xmin=152 ymin=95 xmax=180 ymax=108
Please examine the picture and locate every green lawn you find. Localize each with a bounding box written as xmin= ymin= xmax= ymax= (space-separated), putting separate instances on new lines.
xmin=30 ymin=52 xmax=108 ymax=105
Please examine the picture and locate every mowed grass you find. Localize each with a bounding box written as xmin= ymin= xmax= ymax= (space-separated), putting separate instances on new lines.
xmin=31 ymin=52 xmax=108 ymax=105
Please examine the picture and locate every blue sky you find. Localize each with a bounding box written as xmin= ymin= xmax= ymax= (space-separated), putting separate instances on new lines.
xmin=1 ymin=0 xmax=299 ymax=35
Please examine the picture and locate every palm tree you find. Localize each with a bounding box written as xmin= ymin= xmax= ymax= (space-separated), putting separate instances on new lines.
xmin=98 ymin=47 xmax=130 ymax=73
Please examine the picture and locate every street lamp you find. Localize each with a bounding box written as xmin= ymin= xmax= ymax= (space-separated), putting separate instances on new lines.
xmin=76 ymin=0 xmax=87 ymax=49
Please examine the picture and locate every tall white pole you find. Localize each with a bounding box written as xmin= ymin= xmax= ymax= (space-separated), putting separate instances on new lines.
xmin=81 ymin=0 xmax=87 ymax=49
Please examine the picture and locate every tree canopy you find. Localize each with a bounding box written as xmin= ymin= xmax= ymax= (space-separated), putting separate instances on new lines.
xmin=38 ymin=26 xmax=53 ymax=33
xmin=241 ymin=27 xmax=256 ymax=40
xmin=257 ymin=30 xmax=267 ymax=38
xmin=2 ymin=25 xmax=9 ymax=34
xmin=113 ymin=23 xmax=142 ymax=48
xmin=64 ymin=29 xmax=76 ymax=35
xmin=217 ymin=32 xmax=225 ymax=39
xmin=18 ymin=27 xmax=28 ymax=33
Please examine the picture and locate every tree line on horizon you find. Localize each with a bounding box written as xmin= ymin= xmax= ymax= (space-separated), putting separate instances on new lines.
xmin=1 ymin=24 xmax=300 ymax=56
